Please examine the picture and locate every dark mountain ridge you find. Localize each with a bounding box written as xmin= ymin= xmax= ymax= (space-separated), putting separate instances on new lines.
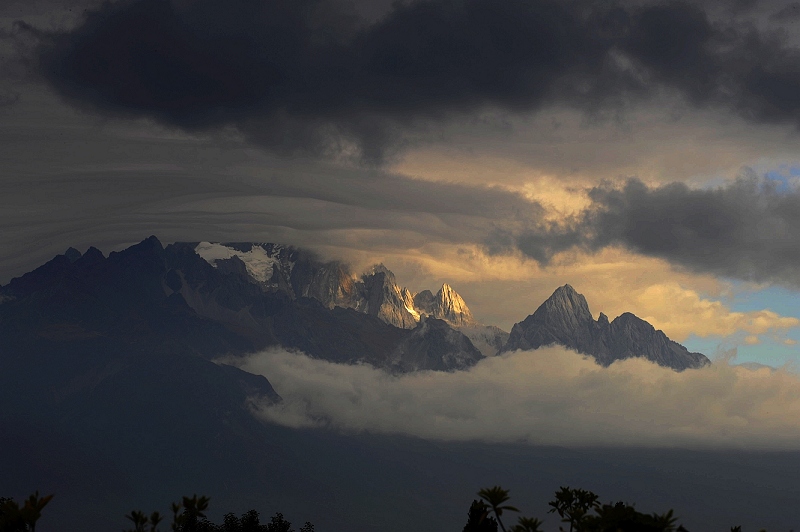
xmin=0 ymin=237 xmax=482 ymax=374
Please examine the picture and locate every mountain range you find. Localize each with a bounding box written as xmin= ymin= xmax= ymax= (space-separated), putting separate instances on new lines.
xmin=1 ymin=236 xmax=780 ymax=532
xmin=190 ymin=239 xmax=709 ymax=370
xmin=0 ymin=237 xmax=709 ymax=375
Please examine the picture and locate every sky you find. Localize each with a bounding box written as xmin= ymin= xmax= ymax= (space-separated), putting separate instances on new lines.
xmin=3 ymin=0 xmax=800 ymax=366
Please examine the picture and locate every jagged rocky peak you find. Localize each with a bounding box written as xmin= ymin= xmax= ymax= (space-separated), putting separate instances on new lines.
xmin=364 ymin=263 xmax=395 ymax=282
xmin=186 ymin=241 xmax=486 ymax=332
xmin=432 ymin=283 xmax=475 ymax=326
xmin=360 ymin=263 xmax=418 ymax=329
xmin=532 ymin=284 xmax=594 ymax=327
xmin=351 ymin=264 xmax=482 ymax=330
xmin=503 ymin=285 xmax=710 ymax=371
xmin=410 ymin=284 xmax=476 ymax=326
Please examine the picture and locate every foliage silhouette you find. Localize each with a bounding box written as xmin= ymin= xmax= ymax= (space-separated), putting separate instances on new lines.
xmin=469 ymin=488 xmax=544 ymax=532
xmin=2 ymin=487 xmax=779 ymax=531
xmin=463 ymin=500 xmax=499 ymax=532
xmin=548 ymin=486 xmax=600 ymax=532
xmin=122 ymin=496 xmax=314 ymax=532
xmin=582 ymin=501 xmax=677 ymax=531
xmin=0 ymin=492 xmax=53 ymax=532
xmin=471 ymin=485 xmax=689 ymax=532
xmin=478 ymin=486 xmax=520 ymax=532
xmin=509 ymin=516 xmax=546 ymax=532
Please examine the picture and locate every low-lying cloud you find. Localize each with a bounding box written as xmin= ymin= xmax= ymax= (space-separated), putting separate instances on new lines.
xmin=225 ymin=347 xmax=800 ymax=450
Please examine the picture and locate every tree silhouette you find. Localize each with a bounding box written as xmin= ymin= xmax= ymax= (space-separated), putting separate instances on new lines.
xmin=510 ymin=516 xmax=545 ymax=532
xmin=478 ymin=486 xmax=520 ymax=532
xmin=120 ymin=497 xmax=314 ymax=532
xmin=471 ymin=488 xmax=543 ymax=532
xmin=468 ymin=485 xmax=690 ymax=532
xmin=0 ymin=492 xmax=53 ymax=532
xmin=582 ymin=501 xmax=678 ymax=532
xmin=2 ymin=486 xmax=778 ymax=531
xmin=548 ymin=486 xmax=600 ymax=532
xmin=265 ymin=513 xmax=292 ymax=532
xmin=463 ymin=500 xmax=499 ymax=532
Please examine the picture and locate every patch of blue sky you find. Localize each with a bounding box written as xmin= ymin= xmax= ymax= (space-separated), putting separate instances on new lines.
xmin=763 ymin=165 xmax=800 ymax=192
xmin=682 ymin=282 xmax=800 ymax=368
xmin=639 ymin=163 xmax=800 ymax=366
xmin=726 ymin=282 xmax=800 ymax=317
xmin=693 ymin=163 xmax=800 ymax=192
xmin=683 ymin=332 xmax=799 ymax=368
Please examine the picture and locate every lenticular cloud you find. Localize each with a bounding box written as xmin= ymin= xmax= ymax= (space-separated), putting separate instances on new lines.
xmin=224 ymin=347 xmax=800 ymax=449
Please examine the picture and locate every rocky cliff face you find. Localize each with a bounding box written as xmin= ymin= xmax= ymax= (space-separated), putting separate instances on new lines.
xmin=502 ymin=285 xmax=709 ymax=371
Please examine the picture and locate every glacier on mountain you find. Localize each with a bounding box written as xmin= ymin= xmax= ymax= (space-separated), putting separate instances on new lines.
xmin=196 ymin=241 xmax=293 ymax=283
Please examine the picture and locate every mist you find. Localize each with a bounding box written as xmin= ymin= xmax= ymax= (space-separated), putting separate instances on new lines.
xmin=224 ymin=347 xmax=800 ymax=450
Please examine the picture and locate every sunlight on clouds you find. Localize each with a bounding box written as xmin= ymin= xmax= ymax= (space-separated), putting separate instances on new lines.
xmin=310 ymin=235 xmax=539 ymax=285
xmin=391 ymin=105 xmax=800 ymax=188
xmin=229 ymin=347 xmax=800 ymax=450
xmin=631 ymin=284 xmax=799 ymax=342
xmin=518 ymin=179 xmax=592 ymax=220
xmin=391 ymin=153 xmax=593 ymax=218
xmin=745 ymin=335 xmax=761 ymax=345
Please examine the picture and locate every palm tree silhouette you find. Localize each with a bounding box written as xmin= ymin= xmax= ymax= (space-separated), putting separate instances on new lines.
xmin=478 ymin=486 xmax=519 ymax=532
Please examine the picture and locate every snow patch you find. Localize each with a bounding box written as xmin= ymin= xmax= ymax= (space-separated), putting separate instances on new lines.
xmin=195 ymin=242 xmax=279 ymax=283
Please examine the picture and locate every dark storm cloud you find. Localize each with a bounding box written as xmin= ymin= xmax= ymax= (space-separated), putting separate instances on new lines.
xmin=19 ymin=0 xmax=800 ymax=162
xmin=585 ymin=173 xmax=800 ymax=284
xmin=507 ymin=172 xmax=800 ymax=285
xmin=770 ymin=2 xmax=800 ymax=19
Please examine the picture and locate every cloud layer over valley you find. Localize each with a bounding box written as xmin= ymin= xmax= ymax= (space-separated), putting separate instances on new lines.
xmin=227 ymin=346 xmax=800 ymax=450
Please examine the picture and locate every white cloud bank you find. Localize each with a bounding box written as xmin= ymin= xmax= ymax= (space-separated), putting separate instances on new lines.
xmin=224 ymin=347 xmax=800 ymax=450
